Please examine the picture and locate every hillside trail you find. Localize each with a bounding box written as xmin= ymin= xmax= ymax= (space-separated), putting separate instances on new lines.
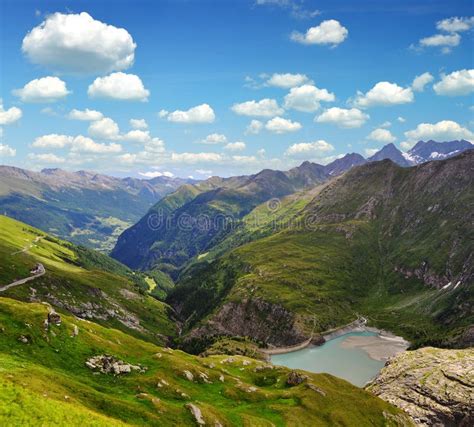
xmin=1 ymin=236 xmax=46 ymax=292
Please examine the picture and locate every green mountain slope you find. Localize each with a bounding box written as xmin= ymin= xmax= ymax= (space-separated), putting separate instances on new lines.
xmin=112 ymin=162 xmax=329 ymax=272
xmin=0 ymin=215 xmax=175 ymax=345
xmin=0 ymin=166 xmax=192 ymax=251
xmin=168 ymin=152 xmax=473 ymax=352
xmin=0 ymin=297 xmax=411 ymax=426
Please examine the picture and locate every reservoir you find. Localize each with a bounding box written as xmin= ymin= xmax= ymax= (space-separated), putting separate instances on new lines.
xmin=271 ymin=330 xmax=408 ymax=387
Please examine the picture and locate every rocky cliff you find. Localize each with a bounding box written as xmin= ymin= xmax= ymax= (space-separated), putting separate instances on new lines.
xmin=367 ymin=347 xmax=474 ymax=426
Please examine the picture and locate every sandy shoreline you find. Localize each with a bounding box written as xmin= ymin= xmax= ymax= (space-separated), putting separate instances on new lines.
xmin=339 ymin=332 xmax=409 ymax=362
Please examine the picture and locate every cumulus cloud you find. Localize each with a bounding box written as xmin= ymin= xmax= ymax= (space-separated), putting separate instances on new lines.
xmin=245 ymin=120 xmax=263 ymax=135
xmin=129 ymin=118 xmax=148 ymax=129
xmin=291 ymin=20 xmax=348 ymax=46
xmin=284 ymin=84 xmax=335 ymax=112
xmin=367 ymin=128 xmax=396 ymax=143
xmin=88 ymin=72 xmax=149 ymax=101
xmin=315 ymin=107 xmax=369 ymax=128
xmin=267 ymin=73 xmax=310 ymax=88
xmin=411 ymin=72 xmax=434 ymax=92
xmin=88 ymin=118 xmax=120 ymax=140
xmin=0 ymin=101 xmax=22 ymax=125
xmin=0 ymin=143 xmax=16 ymax=157
xmin=22 ymin=12 xmax=136 ymax=74
xmin=397 ymin=116 xmax=406 ymax=123
xmin=162 ymin=104 xmax=215 ymax=123
xmin=436 ymin=16 xmax=474 ymax=33
xmin=67 ymin=108 xmax=103 ymax=121
xmin=32 ymin=133 xmax=122 ymax=154
xmin=411 ymin=16 xmax=473 ymax=54
xmin=433 ymin=69 xmax=474 ymax=96
xmin=139 ymin=171 xmax=174 ymax=178
xmin=28 ymin=153 xmax=64 ymax=163
xmin=199 ymin=133 xmax=227 ymax=144
xmin=353 ymin=82 xmax=414 ymax=108
xmin=285 ymin=140 xmax=334 ymax=159
xmin=70 ymin=135 xmax=122 ymax=154
xmin=170 ymin=152 xmax=223 ymax=163
xmin=121 ymin=130 xmax=152 ymax=144
xmin=32 ymin=134 xmax=73 ymax=149
xmin=231 ymin=99 xmax=283 ymax=117
xmin=224 ymin=141 xmax=246 ymax=151
xmin=13 ymin=76 xmax=70 ymax=103
xmin=401 ymin=120 xmax=474 ymax=149
xmin=265 ymin=116 xmax=302 ymax=133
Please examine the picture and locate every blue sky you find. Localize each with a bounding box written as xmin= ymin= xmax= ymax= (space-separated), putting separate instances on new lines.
xmin=0 ymin=0 xmax=473 ymax=178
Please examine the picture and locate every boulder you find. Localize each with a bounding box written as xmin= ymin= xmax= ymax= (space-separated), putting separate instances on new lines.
xmin=286 ymin=370 xmax=307 ymax=386
xmin=185 ymin=403 xmax=205 ymax=425
xmin=85 ymin=355 xmax=145 ymax=375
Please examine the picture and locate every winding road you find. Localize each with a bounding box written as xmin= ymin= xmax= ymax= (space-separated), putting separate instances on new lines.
xmin=1 ymin=236 xmax=46 ymax=292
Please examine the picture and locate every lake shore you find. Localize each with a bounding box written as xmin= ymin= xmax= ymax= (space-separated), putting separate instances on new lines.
xmin=264 ymin=317 xmax=409 ymax=361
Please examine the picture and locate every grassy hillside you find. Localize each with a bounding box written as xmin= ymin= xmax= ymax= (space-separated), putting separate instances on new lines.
xmin=0 ymin=215 xmax=175 ymax=345
xmin=0 ymin=297 xmax=411 ymax=426
xmin=169 ymin=152 xmax=474 ymax=350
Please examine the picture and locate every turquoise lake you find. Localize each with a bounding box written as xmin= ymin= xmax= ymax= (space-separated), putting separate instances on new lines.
xmin=271 ymin=331 xmax=386 ymax=387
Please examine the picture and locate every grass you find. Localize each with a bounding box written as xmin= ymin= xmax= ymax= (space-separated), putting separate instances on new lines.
xmin=0 ymin=297 xmax=411 ymax=426
xmin=0 ymin=215 xmax=175 ymax=345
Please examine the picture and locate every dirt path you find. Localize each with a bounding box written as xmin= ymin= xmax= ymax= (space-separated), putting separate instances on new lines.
xmin=0 ymin=263 xmax=45 ymax=292
xmin=1 ymin=236 xmax=46 ymax=292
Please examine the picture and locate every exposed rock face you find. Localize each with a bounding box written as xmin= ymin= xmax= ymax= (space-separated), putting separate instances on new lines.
xmin=186 ymin=298 xmax=308 ymax=348
xmin=185 ymin=403 xmax=205 ymax=425
xmin=286 ymin=371 xmax=307 ymax=386
xmin=85 ymin=355 xmax=146 ymax=375
xmin=367 ymin=347 xmax=474 ymax=426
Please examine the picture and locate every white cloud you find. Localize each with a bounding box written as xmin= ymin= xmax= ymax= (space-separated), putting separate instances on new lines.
xmin=285 ymin=140 xmax=334 ymax=159
xmin=379 ymin=121 xmax=392 ymax=128
xmin=224 ymin=141 xmax=246 ymax=151
xmin=364 ymin=148 xmax=379 ymax=156
xmin=367 ymin=128 xmax=396 ymax=143
xmin=32 ymin=133 xmax=122 ymax=154
xmin=121 ymin=130 xmax=151 ymax=143
xmin=411 ymin=72 xmax=434 ymax=92
xmin=402 ymin=120 xmax=474 ymax=149
xmin=245 ymin=120 xmax=263 ymax=135
xmin=143 ymin=138 xmax=165 ymax=153
xmin=315 ymin=107 xmax=369 ymax=128
xmin=265 ymin=116 xmax=302 ymax=133
xmin=32 ymin=134 xmax=73 ymax=149
xmin=196 ymin=169 xmax=212 ymax=175
xmin=255 ymin=0 xmax=320 ymax=20
xmin=283 ymin=84 xmax=335 ymax=112
xmin=420 ymin=33 xmax=460 ymax=48
xmin=13 ymin=76 xmax=70 ymax=103
xmin=0 ymin=143 xmax=16 ymax=157
xmin=291 ymin=19 xmax=348 ymax=46
xmin=163 ymin=104 xmax=215 ymax=123
xmin=158 ymin=109 xmax=169 ymax=118
xmin=88 ymin=118 xmax=120 ymax=140
xmin=139 ymin=171 xmax=174 ymax=178
xmin=436 ymin=16 xmax=474 ymax=33
xmin=0 ymin=101 xmax=22 ymax=125
xmin=129 ymin=118 xmax=148 ymax=129
xmin=353 ymin=82 xmax=414 ymax=108
xmin=22 ymin=12 xmax=136 ymax=74
xmin=397 ymin=116 xmax=406 ymax=123
xmin=70 ymin=135 xmax=122 ymax=154
xmin=67 ymin=108 xmax=103 ymax=121
xmin=28 ymin=153 xmax=64 ymax=163
xmin=199 ymin=133 xmax=227 ymax=144
xmin=433 ymin=69 xmax=474 ymax=96
xmin=231 ymin=98 xmax=283 ymax=117
xmin=88 ymin=72 xmax=149 ymax=101
xmin=171 ymin=152 xmax=223 ymax=163
xmin=267 ymin=73 xmax=310 ymax=88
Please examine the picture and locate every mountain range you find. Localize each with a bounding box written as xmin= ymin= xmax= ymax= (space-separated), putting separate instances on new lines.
xmin=0 ymin=166 xmax=193 ymax=251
